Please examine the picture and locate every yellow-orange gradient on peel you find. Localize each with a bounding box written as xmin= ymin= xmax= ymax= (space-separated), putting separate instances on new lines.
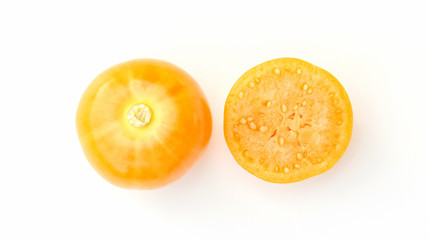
xmin=224 ymin=58 xmax=352 ymax=183
xmin=76 ymin=59 xmax=212 ymax=189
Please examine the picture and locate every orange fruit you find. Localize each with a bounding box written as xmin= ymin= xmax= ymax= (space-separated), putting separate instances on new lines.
xmin=76 ymin=59 xmax=212 ymax=189
xmin=224 ymin=58 xmax=352 ymax=183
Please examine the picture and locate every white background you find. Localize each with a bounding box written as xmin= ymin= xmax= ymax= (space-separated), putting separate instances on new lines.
xmin=1 ymin=0 xmax=426 ymax=239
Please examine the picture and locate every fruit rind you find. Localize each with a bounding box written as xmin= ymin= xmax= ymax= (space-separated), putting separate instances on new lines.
xmin=76 ymin=59 xmax=212 ymax=189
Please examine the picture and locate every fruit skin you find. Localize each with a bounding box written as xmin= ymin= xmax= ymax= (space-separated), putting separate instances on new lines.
xmin=76 ymin=59 xmax=212 ymax=189
xmin=224 ymin=58 xmax=353 ymax=183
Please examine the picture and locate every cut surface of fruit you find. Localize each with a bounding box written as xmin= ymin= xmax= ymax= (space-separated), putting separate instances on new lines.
xmin=76 ymin=59 xmax=212 ymax=189
xmin=224 ymin=58 xmax=352 ymax=183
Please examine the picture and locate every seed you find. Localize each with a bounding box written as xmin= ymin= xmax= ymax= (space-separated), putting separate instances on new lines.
xmin=249 ymin=122 xmax=257 ymax=130
xmin=266 ymin=101 xmax=271 ymax=107
xmin=303 ymin=84 xmax=308 ymax=90
xmin=281 ymin=104 xmax=287 ymax=112
xmin=249 ymin=82 xmax=255 ymax=88
xmin=284 ymin=167 xmax=290 ymax=173
xmin=247 ymin=117 xmax=254 ymax=121
xmin=279 ymin=137 xmax=284 ymax=145
xmin=275 ymin=166 xmax=279 ymax=172
xmin=297 ymin=153 xmax=303 ymax=159
xmin=302 ymin=100 xmax=307 ymax=106
xmin=240 ymin=118 xmax=247 ymax=124
xmin=255 ymin=78 xmax=260 ymax=83
xmin=308 ymin=88 xmax=313 ymax=94
xmin=260 ymin=126 xmax=269 ymax=133
xmin=297 ymin=69 xmax=302 ymax=75
xmin=274 ymin=69 xmax=280 ymax=74
xmin=239 ymin=92 xmax=243 ymax=99
xmin=295 ymin=164 xmax=301 ymax=169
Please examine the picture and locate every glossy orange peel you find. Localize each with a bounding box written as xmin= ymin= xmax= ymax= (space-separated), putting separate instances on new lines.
xmin=76 ymin=59 xmax=212 ymax=189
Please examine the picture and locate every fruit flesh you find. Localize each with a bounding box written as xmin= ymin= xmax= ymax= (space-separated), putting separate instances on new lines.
xmin=76 ymin=59 xmax=212 ymax=189
xmin=224 ymin=58 xmax=352 ymax=183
